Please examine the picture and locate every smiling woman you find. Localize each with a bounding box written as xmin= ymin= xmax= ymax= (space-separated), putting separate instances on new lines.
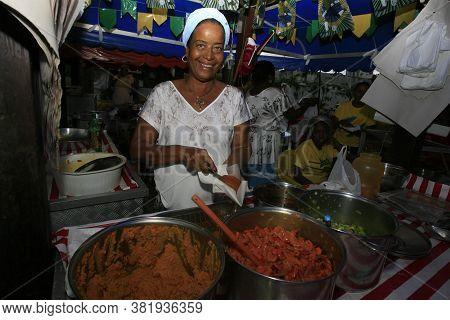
xmin=130 ymin=8 xmax=252 ymax=210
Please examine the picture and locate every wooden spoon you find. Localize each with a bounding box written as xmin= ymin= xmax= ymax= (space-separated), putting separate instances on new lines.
xmin=192 ymin=195 xmax=261 ymax=266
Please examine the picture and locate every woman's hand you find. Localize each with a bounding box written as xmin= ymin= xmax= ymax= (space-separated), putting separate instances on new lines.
xmin=181 ymin=147 xmax=217 ymax=174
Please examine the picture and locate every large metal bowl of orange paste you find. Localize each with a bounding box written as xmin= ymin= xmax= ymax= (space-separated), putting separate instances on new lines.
xmin=68 ymin=217 xmax=225 ymax=299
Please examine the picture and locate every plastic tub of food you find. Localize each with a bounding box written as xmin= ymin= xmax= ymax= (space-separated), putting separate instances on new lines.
xmin=53 ymin=152 xmax=126 ymax=196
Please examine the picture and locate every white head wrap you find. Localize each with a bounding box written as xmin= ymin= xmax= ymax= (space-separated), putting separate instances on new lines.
xmin=182 ymin=8 xmax=230 ymax=48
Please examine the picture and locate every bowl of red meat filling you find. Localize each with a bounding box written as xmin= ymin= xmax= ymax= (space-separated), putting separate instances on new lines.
xmin=224 ymin=207 xmax=346 ymax=299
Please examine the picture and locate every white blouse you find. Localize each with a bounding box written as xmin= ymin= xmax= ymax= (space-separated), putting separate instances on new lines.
xmin=246 ymin=87 xmax=289 ymax=165
xmin=140 ymin=81 xmax=251 ymax=209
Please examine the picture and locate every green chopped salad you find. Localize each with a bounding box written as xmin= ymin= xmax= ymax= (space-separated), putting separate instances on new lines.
xmin=331 ymin=222 xmax=366 ymax=235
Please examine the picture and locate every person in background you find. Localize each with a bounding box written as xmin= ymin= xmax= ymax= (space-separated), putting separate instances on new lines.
xmin=129 ymin=8 xmax=251 ymax=210
xmin=333 ymin=82 xmax=376 ymax=152
xmin=112 ymin=65 xmax=135 ymax=106
xmin=294 ymin=116 xmax=338 ymax=184
xmin=244 ymin=61 xmax=290 ymax=185
xmin=281 ymin=82 xmax=320 ymax=149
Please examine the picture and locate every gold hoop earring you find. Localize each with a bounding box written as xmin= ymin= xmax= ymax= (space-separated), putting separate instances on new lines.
xmin=181 ymin=55 xmax=187 ymax=63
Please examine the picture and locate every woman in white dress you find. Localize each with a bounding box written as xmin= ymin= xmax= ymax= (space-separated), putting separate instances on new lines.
xmin=245 ymin=61 xmax=289 ymax=185
xmin=130 ymin=8 xmax=252 ymax=210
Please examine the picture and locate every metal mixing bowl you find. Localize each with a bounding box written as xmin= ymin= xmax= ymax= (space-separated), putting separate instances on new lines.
xmin=298 ymin=190 xmax=399 ymax=291
xmin=253 ymin=182 xmax=305 ymax=210
xmin=380 ymin=163 xmax=409 ymax=192
xmin=68 ymin=217 xmax=225 ymax=299
xmin=224 ymin=207 xmax=346 ymax=299
xmin=59 ymin=128 xmax=89 ymax=142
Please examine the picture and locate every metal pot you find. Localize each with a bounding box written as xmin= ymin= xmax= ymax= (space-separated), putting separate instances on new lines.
xmin=224 ymin=207 xmax=346 ymax=299
xmin=253 ymin=182 xmax=305 ymax=210
xmin=298 ymin=190 xmax=399 ymax=291
xmin=68 ymin=217 xmax=225 ymax=299
xmin=380 ymin=163 xmax=409 ymax=192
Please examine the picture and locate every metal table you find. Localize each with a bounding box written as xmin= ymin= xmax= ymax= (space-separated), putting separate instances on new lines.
xmin=51 ymin=200 xmax=449 ymax=300
xmin=49 ymin=164 xmax=149 ymax=232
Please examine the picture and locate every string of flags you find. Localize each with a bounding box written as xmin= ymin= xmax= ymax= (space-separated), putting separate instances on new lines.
xmin=86 ymin=0 xmax=421 ymax=46
xmin=276 ymin=0 xmax=297 ymax=44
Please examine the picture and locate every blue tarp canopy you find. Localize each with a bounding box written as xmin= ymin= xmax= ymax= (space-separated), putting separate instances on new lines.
xmin=68 ymin=0 xmax=400 ymax=71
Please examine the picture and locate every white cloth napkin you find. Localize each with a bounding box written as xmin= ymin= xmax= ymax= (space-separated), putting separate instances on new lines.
xmin=198 ymin=164 xmax=248 ymax=206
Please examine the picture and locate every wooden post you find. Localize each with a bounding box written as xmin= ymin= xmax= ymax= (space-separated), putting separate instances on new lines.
xmin=233 ymin=3 xmax=256 ymax=84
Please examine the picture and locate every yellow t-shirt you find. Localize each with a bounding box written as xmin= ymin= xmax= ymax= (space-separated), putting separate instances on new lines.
xmin=294 ymin=139 xmax=338 ymax=184
xmin=334 ymin=101 xmax=376 ymax=147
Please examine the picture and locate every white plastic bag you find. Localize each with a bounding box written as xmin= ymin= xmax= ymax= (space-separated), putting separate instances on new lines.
xmin=327 ymin=146 xmax=361 ymax=195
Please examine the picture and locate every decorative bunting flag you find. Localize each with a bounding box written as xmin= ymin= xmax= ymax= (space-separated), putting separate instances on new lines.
xmin=393 ymin=2 xmax=417 ymax=31
xmin=229 ymin=19 xmax=237 ymax=33
xmin=365 ymin=13 xmax=377 ymax=36
xmin=170 ymin=16 xmax=185 ymax=37
xmin=121 ymin=0 xmax=137 ymax=20
xmin=202 ymin=0 xmax=239 ymax=11
xmin=352 ymin=13 xmax=372 ymax=38
xmin=99 ymin=8 xmax=116 ymax=31
xmin=306 ymin=20 xmax=319 ymax=43
xmin=153 ymin=8 xmax=168 ymax=26
xmin=285 ymin=28 xmax=296 ymax=45
xmin=276 ymin=0 xmax=296 ymax=38
xmin=372 ymin=0 xmax=416 ymax=18
xmin=318 ymin=0 xmax=354 ymax=39
xmin=146 ymin=0 xmax=175 ymax=10
xmin=253 ymin=0 xmax=267 ymax=30
xmin=137 ymin=12 xmax=154 ymax=33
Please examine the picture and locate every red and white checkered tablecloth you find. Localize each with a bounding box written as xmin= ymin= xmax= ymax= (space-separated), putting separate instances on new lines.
xmin=334 ymin=207 xmax=449 ymax=300
xmin=52 ymin=206 xmax=449 ymax=300
xmin=403 ymin=174 xmax=450 ymax=202
xmin=48 ymin=131 xmax=138 ymax=200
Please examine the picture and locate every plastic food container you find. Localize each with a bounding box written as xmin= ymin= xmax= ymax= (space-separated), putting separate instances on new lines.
xmin=53 ymin=152 xmax=126 ymax=196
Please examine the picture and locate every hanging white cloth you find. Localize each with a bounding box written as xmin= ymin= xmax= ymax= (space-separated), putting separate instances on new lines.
xmin=0 ymin=0 xmax=85 ymax=168
xmin=362 ymin=0 xmax=450 ymax=137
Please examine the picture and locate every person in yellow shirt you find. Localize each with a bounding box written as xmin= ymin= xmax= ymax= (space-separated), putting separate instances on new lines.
xmin=334 ymin=82 xmax=375 ymax=148
xmin=294 ymin=116 xmax=338 ymax=184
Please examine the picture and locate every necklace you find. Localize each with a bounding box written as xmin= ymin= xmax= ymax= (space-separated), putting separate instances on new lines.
xmin=194 ymin=96 xmax=208 ymax=110
xmin=186 ymin=80 xmax=215 ymax=111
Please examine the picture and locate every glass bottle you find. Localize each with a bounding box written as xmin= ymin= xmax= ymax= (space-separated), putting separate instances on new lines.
xmin=89 ymin=114 xmax=101 ymax=152
xmin=352 ymin=153 xmax=384 ymax=200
